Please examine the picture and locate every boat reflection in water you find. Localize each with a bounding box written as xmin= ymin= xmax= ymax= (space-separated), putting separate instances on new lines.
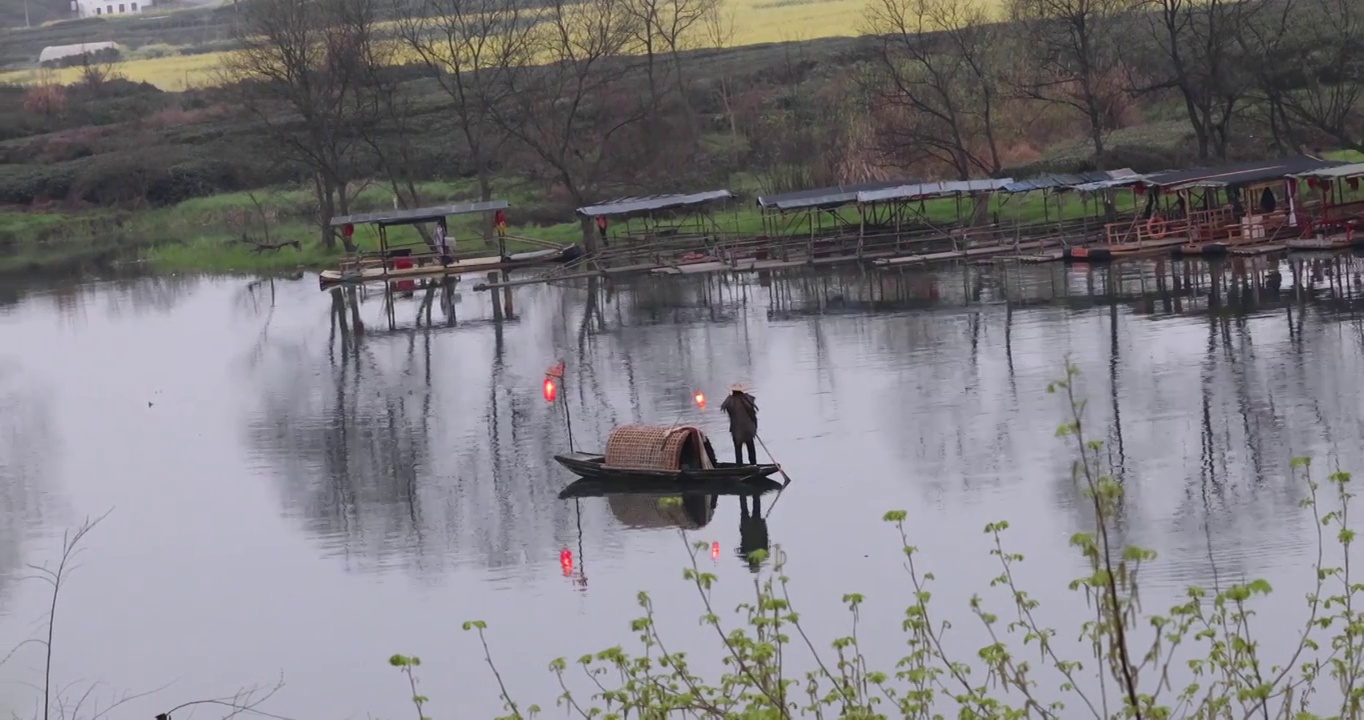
xmin=607 ymin=492 xmax=717 ymax=530
xmin=737 ymin=494 xmax=770 ymax=573
xmin=558 ymin=476 xmax=783 ymax=578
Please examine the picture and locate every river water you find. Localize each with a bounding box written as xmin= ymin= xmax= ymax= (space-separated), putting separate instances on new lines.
xmin=1 ymin=257 xmax=1363 ymax=718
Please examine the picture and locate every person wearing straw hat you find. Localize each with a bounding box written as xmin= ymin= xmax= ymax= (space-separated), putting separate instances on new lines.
xmin=720 ymin=383 xmax=758 ymax=465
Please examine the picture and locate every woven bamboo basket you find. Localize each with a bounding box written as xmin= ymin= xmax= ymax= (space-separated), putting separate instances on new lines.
xmin=603 ymin=424 xmax=714 ymax=471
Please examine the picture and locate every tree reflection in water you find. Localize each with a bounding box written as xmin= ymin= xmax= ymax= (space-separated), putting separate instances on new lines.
xmin=244 ymin=284 xmax=625 ymax=579
xmin=0 ymin=366 xmax=55 ymax=610
xmin=237 ymin=257 xmax=1364 ymax=583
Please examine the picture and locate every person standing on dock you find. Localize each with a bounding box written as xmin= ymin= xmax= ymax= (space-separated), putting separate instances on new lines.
xmin=595 ymin=215 xmax=610 ymax=248
xmin=434 ymin=217 xmax=454 ymax=265
xmin=720 ymin=383 xmax=758 ymax=465
xmin=494 ymin=208 xmax=510 ymax=260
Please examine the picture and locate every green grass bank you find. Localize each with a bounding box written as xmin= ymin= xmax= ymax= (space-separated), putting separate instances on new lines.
xmin=6 ymin=146 xmax=1361 ymax=277
xmin=0 ymin=178 xmax=589 ymax=275
xmin=0 ymin=174 xmax=1140 ymax=276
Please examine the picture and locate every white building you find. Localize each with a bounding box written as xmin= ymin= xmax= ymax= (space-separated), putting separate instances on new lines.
xmin=72 ymin=0 xmax=152 ymax=18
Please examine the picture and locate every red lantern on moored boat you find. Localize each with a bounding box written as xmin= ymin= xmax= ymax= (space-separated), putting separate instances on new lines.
xmin=543 ymin=361 xmax=565 ymax=403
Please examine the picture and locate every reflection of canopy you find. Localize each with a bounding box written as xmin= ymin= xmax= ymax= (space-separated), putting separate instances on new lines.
xmin=604 ymin=425 xmax=714 ymax=471
xmin=608 ymin=494 xmax=714 ymax=529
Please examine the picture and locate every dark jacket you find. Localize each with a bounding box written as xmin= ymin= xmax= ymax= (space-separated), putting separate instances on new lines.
xmin=720 ymin=392 xmax=758 ymax=440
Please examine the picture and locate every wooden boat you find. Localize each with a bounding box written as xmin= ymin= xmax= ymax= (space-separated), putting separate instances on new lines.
xmin=1062 ymin=245 xmax=1113 ymax=262
xmin=555 ymin=452 xmax=782 ymax=482
xmin=557 ymin=475 xmax=784 ymax=500
xmin=1286 ymin=235 xmax=1357 ymax=251
xmin=553 ymin=424 xmax=781 ymax=484
xmin=319 ymin=245 xmax=581 ymax=286
xmin=320 ymin=202 xmax=586 ymax=288
xmin=1174 ymin=242 xmax=1229 ymax=257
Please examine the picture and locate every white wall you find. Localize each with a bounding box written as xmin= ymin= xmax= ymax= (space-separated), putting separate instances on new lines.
xmin=76 ymin=0 xmax=151 ymax=17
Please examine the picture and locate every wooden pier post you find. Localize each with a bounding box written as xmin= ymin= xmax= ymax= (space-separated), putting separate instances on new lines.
xmin=489 ymin=272 xmax=503 ymax=322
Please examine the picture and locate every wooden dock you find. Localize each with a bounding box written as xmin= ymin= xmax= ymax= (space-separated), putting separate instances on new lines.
xmin=1106 ymin=236 xmax=1193 ymax=256
xmin=1020 ymin=250 xmax=1066 ymax=263
xmin=1285 ymin=235 xmax=1357 ymax=251
xmin=872 ymin=240 xmax=1051 ymax=268
xmin=470 ymin=240 xmax=1056 ymax=291
xmin=465 ymin=227 xmax=1362 ymax=293
xmin=319 ymin=247 xmax=575 ymax=287
xmin=1231 ymin=243 xmax=1288 ymax=256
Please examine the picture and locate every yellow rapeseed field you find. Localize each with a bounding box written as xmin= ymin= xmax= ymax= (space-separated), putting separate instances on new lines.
xmin=0 ymin=0 xmax=870 ymax=90
xmin=0 ymin=51 xmax=224 ymax=90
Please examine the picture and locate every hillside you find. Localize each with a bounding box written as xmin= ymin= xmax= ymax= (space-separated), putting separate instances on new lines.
xmin=0 ymin=0 xmax=82 ymax=29
xmin=0 ymin=0 xmax=871 ymax=87
xmin=0 ymin=0 xmax=1360 ymax=273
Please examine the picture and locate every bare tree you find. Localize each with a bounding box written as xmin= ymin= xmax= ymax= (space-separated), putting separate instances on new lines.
xmin=1246 ymin=0 xmax=1364 ymax=153
xmin=482 ymin=0 xmax=657 ymax=251
xmin=0 ymin=508 xmax=290 ymax=720
xmin=343 ymin=0 xmax=430 ymax=226
xmin=1131 ymin=0 xmax=1255 ymax=159
xmin=624 ymin=0 xmax=719 ymax=122
xmin=21 ymin=70 xmax=67 ymax=117
xmin=701 ymin=0 xmax=742 ymax=159
xmin=220 ymin=0 xmax=379 ymax=251
xmin=863 ymin=0 xmax=1008 ymax=179
xmin=76 ymin=50 xmax=125 ymax=96
xmin=1235 ymin=0 xmax=1304 ymax=152
xmin=1009 ymin=0 xmax=1130 ymax=162
xmin=397 ymin=0 xmax=530 ymax=243
xmin=28 ymin=511 xmax=111 ymax=720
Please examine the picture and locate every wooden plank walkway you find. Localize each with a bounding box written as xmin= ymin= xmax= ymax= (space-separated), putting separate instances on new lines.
xmin=1286 ymin=235 xmax=1356 ymax=251
xmin=872 ymin=240 xmax=1050 ymax=267
xmin=1106 ymin=236 xmax=1192 ymax=256
xmin=1231 ymin=244 xmax=1288 ymax=256
xmin=1019 ymin=250 xmax=1065 ymax=263
xmin=473 ymin=231 xmax=1281 ymax=291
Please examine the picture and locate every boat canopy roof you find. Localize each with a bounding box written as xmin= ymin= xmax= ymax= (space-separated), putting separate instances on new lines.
xmin=603 ymin=424 xmax=714 ymax=471
xmin=856 ymin=178 xmax=1014 ymax=204
xmin=330 ymin=200 xmax=510 ymax=228
xmin=1291 ymin=161 xmax=1364 ymax=182
xmin=1001 ymin=169 xmax=1140 ymax=194
xmin=1138 ymin=155 xmax=1342 ymax=192
xmin=756 ymin=180 xmax=914 ymax=211
xmin=576 ymin=190 xmax=734 ymax=219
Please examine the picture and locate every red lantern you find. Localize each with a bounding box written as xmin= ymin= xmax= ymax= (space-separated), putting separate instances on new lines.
xmin=543 ymin=377 xmax=558 ymax=403
xmin=342 ymin=223 xmax=354 ymax=238
xmin=711 ymin=541 xmax=720 ymax=560
xmin=560 ymin=549 xmax=573 ymax=577
xmin=694 ymin=392 xmax=706 ymax=409
xmin=1308 ymin=177 xmax=1319 ymax=189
